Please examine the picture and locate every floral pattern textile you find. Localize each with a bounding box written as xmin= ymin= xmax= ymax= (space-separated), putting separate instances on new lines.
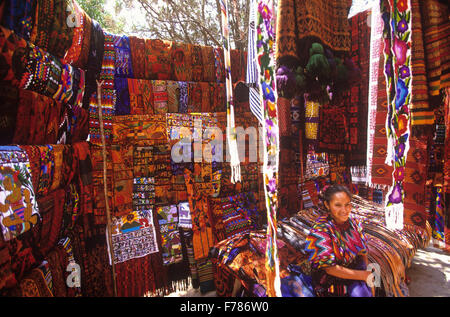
xmin=382 ymin=0 xmax=413 ymax=230
xmin=256 ymin=0 xmax=281 ymax=297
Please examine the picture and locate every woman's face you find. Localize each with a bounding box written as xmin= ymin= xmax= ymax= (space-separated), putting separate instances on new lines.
xmin=325 ymin=191 xmax=352 ymax=224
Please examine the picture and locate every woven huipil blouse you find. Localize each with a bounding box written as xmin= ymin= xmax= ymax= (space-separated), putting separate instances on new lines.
xmin=305 ymin=214 xmax=368 ymax=270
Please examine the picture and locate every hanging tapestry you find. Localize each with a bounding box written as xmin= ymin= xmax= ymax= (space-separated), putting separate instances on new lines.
xmin=144 ymin=39 xmax=173 ymax=80
xmin=328 ymin=153 xmax=351 ymax=186
xmin=1 ymin=0 xmax=35 ymax=41
xmin=132 ymin=176 xmax=155 ymax=211
xmin=409 ymin=0 xmax=434 ymax=127
xmin=420 ymin=0 xmax=450 ymax=98
xmin=152 ymin=80 xmax=169 ymax=114
xmin=184 ymin=168 xmax=214 ymax=260
xmin=171 ymin=41 xmax=193 ymax=82
xmin=127 ymin=78 xmax=153 ymax=115
xmin=382 ymin=0 xmax=413 ymax=230
xmin=88 ymin=31 xmax=116 ymax=145
xmin=369 ymin=37 xmax=393 ymax=187
xmin=348 ymin=11 xmax=371 ymax=164
xmin=318 ymin=103 xmax=350 ymax=152
xmin=111 ymin=144 xmax=133 ymax=218
xmin=0 ymin=26 xmax=27 ymax=87
xmin=274 ymin=0 xmax=298 ymax=66
xmin=220 ymin=0 xmax=241 ymax=184
xmin=110 ymin=209 xmax=159 ymax=264
xmin=305 ymin=151 xmax=329 ymax=180
xmin=158 ymin=222 xmax=183 ymax=266
xmin=0 ymin=84 xmax=19 ymax=145
xmin=0 ymin=146 xmax=40 ymax=241
xmin=403 ymin=137 xmax=428 ymax=228
xmin=72 ymin=4 xmax=91 ymax=70
xmin=112 ymin=114 xmax=167 ymax=146
xmin=128 ymin=36 xmax=146 ymax=79
xmin=34 ymin=188 xmax=65 ymax=256
xmin=432 ymin=186 xmax=445 ymax=244
xmin=202 ymin=46 xmax=216 ymax=82
xmin=256 ymin=0 xmax=281 ymax=297
xmin=90 ymin=144 xmax=113 ymax=225
xmin=191 ymin=44 xmax=204 ymax=82
xmin=167 ymin=81 xmax=180 ymax=113
xmin=178 ymin=201 xmax=192 ymax=229
xmin=44 ymin=0 xmax=74 ymax=59
xmin=304 ymin=99 xmax=320 ymax=142
xmin=114 ymin=35 xmax=133 ymax=78
xmin=69 ymin=214 xmax=114 ymax=297
xmin=28 ymin=0 xmax=52 ymax=52
xmin=63 ymin=0 xmax=85 ymax=66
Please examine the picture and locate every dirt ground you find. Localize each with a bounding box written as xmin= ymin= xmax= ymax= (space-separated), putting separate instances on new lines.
xmin=406 ymin=245 xmax=450 ymax=297
xmin=167 ymin=245 xmax=450 ymax=297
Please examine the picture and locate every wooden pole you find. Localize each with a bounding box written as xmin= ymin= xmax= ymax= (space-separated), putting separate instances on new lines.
xmin=96 ymin=80 xmax=118 ymax=297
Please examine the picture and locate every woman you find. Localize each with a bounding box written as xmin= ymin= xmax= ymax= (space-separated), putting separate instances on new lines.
xmin=305 ymin=184 xmax=373 ymax=297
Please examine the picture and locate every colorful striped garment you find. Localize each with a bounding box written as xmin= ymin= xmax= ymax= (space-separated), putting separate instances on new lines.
xmin=305 ymin=214 xmax=368 ymax=270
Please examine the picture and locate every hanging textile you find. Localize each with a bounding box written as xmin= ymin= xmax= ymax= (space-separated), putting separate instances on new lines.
xmin=110 ymin=209 xmax=159 ymax=264
xmin=129 ymin=36 xmax=146 ymax=79
xmin=0 ymin=84 xmax=19 ymax=145
xmin=0 ymin=146 xmax=40 ymax=241
xmin=256 ymin=0 xmax=281 ymax=297
xmin=1 ymin=0 xmax=35 ymax=41
xmin=88 ymin=31 xmax=116 ymax=145
xmin=127 ymin=78 xmax=154 ymax=115
xmin=220 ymin=0 xmax=241 ymax=184
xmin=366 ymin=3 xmax=385 ymax=186
xmin=409 ymin=0 xmax=434 ymax=127
xmin=171 ymin=42 xmax=192 ymax=82
xmin=202 ymin=46 xmax=216 ymax=82
xmin=403 ymin=137 xmax=428 ymax=228
xmin=156 ymin=205 xmax=183 ymax=266
xmin=349 ymin=11 xmax=371 ymax=165
xmin=144 ymin=39 xmax=173 ymax=80
xmin=382 ymin=0 xmax=413 ymax=230
xmin=420 ymin=0 xmax=450 ymax=98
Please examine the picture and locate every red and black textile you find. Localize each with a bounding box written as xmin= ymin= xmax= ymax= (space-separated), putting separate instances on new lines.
xmin=145 ymin=39 xmax=173 ymax=80
xmin=370 ymin=43 xmax=393 ymax=187
xmin=72 ymin=142 xmax=93 ymax=216
xmin=90 ymin=144 xmax=113 ymax=225
xmin=348 ymin=11 xmax=370 ymax=164
xmin=0 ymin=83 xmax=19 ymax=145
xmin=32 ymin=189 xmax=65 ymax=257
xmin=46 ymin=245 xmax=69 ymax=297
xmin=47 ymin=0 xmax=74 ymax=59
xmin=403 ymin=137 xmax=429 ymax=229
xmin=129 ymin=36 xmax=146 ymax=79
xmin=68 ymin=213 xmax=114 ymax=297
xmin=318 ymin=103 xmax=350 ymax=153
xmin=212 ymin=261 xmax=235 ymax=297
xmin=0 ymin=25 xmax=27 ymax=87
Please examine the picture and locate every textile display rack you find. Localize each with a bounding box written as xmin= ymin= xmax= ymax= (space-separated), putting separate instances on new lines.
xmin=0 ymin=0 xmax=448 ymax=298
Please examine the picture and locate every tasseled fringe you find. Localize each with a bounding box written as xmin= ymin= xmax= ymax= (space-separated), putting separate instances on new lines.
xmin=228 ymin=130 xmax=241 ymax=184
xmin=143 ymin=277 xmax=192 ymax=297
xmin=385 ymin=203 xmax=404 ymax=231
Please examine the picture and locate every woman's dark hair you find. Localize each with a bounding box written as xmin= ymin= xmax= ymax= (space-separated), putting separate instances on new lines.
xmin=319 ymin=184 xmax=352 ymax=205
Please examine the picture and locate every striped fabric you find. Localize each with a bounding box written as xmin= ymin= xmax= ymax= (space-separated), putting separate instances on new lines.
xmin=410 ymin=0 xmax=434 ymax=126
xmin=246 ymin=0 xmax=263 ymax=124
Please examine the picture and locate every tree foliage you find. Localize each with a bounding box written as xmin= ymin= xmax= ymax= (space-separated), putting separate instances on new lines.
xmin=78 ymin=0 xmax=251 ymax=50
xmin=77 ymin=0 xmax=127 ymax=35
